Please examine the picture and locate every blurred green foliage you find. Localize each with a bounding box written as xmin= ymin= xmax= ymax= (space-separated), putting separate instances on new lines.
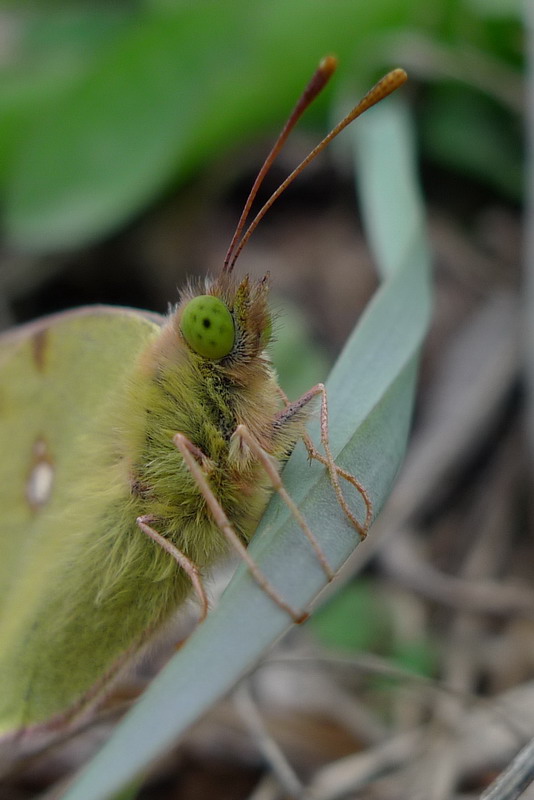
xmin=0 ymin=0 xmax=523 ymax=251
xmin=422 ymin=83 xmax=522 ymax=200
xmin=311 ymin=580 xmax=438 ymax=678
xmin=311 ymin=581 xmax=392 ymax=652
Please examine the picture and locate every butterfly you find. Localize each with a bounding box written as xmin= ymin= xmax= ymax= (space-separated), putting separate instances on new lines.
xmin=0 ymin=59 xmax=406 ymax=750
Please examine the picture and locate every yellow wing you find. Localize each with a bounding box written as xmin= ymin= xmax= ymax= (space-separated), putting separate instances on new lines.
xmin=0 ymin=307 xmax=162 ymax=734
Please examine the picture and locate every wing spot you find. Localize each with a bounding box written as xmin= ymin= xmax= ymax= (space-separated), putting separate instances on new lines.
xmin=26 ymin=437 xmax=54 ymax=511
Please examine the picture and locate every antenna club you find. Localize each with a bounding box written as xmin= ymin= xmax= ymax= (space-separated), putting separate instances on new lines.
xmin=318 ymin=55 xmax=338 ymax=78
xmin=225 ymin=63 xmax=408 ymax=272
xmin=385 ymin=67 xmax=408 ymax=91
xmin=355 ymin=68 xmax=408 ymax=117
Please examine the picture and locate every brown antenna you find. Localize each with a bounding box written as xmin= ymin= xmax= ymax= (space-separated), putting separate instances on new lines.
xmin=222 ymin=55 xmax=338 ymax=274
xmin=225 ymin=66 xmax=408 ymax=273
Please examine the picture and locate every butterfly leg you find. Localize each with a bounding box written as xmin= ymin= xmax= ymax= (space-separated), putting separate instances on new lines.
xmin=136 ymin=515 xmax=210 ymax=623
xmin=276 ymin=384 xmax=373 ymax=539
xmin=173 ymin=433 xmax=308 ymax=624
xmin=232 ymin=424 xmax=334 ymax=581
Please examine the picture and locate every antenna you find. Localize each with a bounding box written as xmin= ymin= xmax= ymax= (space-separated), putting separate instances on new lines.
xmin=222 ymin=56 xmax=338 ymax=274
xmin=223 ymin=64 xmax=407 ymax=274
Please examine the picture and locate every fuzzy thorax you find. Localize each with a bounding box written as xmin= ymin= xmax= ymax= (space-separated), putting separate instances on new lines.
xmin=124 ymin=273 xmax=312 ymax=566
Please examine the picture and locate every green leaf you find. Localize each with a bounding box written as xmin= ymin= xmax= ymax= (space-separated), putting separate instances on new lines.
xmin=3 ymin=0 xmax=423 ymax=250
xmin=311 ymin=581 xmax=437 ymax=679
xmin=62 ymin=97 xmax=431 ymax=800
xmin=0 ymin=8 xmax=132 ymax=180
xmin=422 ymin=84 xmax=522 ymax=201
xmin=311 ymin=581 xmax=392 ymax=652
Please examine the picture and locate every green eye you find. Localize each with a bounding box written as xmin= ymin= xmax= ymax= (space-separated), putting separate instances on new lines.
xmin=181 ymin=295 xmax=235 ymax=359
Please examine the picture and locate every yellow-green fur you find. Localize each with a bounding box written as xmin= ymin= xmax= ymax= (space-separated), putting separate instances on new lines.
xmin=0 ymin=274 xmax=310 ymax=734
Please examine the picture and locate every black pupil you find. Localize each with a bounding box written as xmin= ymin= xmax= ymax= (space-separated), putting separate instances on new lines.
xmin=202 ymin=318 xmax=211 ymax=328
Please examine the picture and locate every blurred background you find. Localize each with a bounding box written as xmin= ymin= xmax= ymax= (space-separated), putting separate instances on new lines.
xmin=0 ymin=1 xmax=528 ymax=799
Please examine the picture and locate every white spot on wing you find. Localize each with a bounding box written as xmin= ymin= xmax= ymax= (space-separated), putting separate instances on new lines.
xmin=26 ymin=438 xmax=54 ymax=511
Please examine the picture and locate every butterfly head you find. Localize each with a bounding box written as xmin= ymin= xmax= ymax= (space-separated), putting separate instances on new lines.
xmin=176 ymin=274 xmax=272 ymax=369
